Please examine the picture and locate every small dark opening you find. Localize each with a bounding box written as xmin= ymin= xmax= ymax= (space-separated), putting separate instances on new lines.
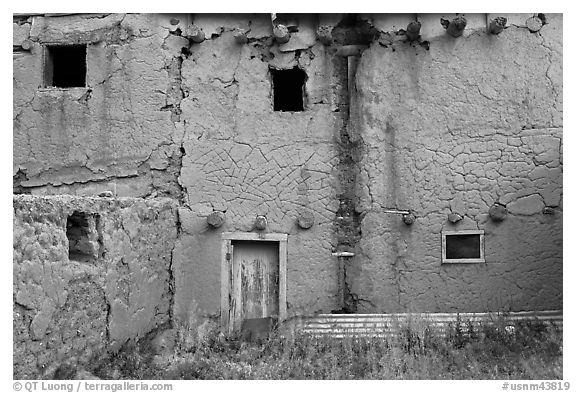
xmin=271 ymin=67 xmax=306 ymax=112
xmin=45 ymin=45 xmax=87 ymax=88
xmin=446 ymin=234 xmax=481 ymax=259
xmin=66 ymin=211 xmax=99 ymax=262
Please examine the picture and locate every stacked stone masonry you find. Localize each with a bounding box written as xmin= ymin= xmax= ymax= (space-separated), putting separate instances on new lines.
xmin=13 ymin=13 xmax=562 ymax=378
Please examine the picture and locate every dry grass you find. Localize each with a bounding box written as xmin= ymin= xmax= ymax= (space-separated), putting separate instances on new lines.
xmin=89 ymin=315 xmax=562 ymax=380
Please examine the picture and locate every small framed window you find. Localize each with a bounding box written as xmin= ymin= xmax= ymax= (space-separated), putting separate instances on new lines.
xmin=442 ymin=230 xmax=485 ymax=264
xmin=270 ymin=67 xmax=306 ymax=112
xmin=44 ymin=44 xmax=87 ymax=88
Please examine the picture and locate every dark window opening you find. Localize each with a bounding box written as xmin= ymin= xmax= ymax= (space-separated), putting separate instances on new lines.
xmin=271 ymin=67 xmax=306 ymax=112
xmin=66 ymin=211 xmax=100 ymax=263
xmin=442 ymin=230 xmax=485 ymax=264
xmin=45 ymin=45 xmax=87 ymax=88
xmin=444 ymin=233 xmax=483 ymax=261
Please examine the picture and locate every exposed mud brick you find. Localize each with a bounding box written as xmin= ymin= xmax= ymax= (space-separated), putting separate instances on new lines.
xmin=13 ymin=195 xmax=178 ymax=379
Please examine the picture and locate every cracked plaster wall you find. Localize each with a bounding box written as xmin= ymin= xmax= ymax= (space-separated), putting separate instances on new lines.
xmin=352 ymin=14 xmax=562 ymax=313
xmin=13 ymin=195 xmax=178 ymax=379
xmin=13 ymin=13 xmax=184 ymax=198
xmin=173 ymin=14 xmax=342 ymax=320
xmin=13 ymin=13 xmax=562 ymax=328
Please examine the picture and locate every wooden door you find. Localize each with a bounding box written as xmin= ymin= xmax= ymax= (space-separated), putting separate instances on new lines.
xmin=230 ymin=240 xmax=279 ymax=330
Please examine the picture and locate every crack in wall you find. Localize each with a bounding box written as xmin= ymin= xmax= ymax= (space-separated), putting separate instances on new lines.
xmin=166 ymin=207 xmax=181 ymax=328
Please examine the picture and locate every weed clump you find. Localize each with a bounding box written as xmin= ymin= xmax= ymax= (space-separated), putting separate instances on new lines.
xmin=86 ymin=315 xmax=562 ymax=380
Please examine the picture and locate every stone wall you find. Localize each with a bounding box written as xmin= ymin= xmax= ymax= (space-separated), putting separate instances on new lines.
xmin=13 ymin=195 xmax=178 ymax=378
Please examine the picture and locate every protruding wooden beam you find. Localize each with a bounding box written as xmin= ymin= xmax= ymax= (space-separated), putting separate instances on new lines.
xmin=441 ymin=16 xmax=467 ymax=38
xmin=254 ymin=215 xmax=267 ymax=230
xmin=233 ymin=28 xmax=249 ymax=44
xmin=526 ymin=15 xmax=544 ymax=32
xmin=316 ymin=25 xmax=333 ymax=45
xmin=402 ymin=212 xmax=416 ymax=225
xmin=448 ymin=213 xmax=463 ymax=223
xmin=273 ymin=24 xmax=290 ymax=44
xmin=207 ymin=211 xmax=225 ymax=228
xmin=297 ymin=211 xmax=315 ymax=229
xmin=489 ymin=204 xmax=507 ymax=221
xmin=488 ymin=17 xmax=507 ymax=34
xmin=185 ymin=24 xmax=205 ymax=43
xmin=405 ymin=21 xmax=422 ymax=41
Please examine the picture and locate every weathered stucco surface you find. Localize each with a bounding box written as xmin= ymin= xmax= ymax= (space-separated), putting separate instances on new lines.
xmin=173 ymin=14 xmax=342 ymax=319
xmin=13 ymin=14 xmax=184 ymax=198
xmin=349 ymin=14 xmax=563 ymax=312
xmin=13 ymin=195 xmax=177 ymax=378
xmin=13 ymin=12 xmax=562 ymax=373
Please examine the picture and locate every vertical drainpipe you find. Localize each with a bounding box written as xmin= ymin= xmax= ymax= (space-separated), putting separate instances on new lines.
xmin=347 ymin=56 xmax=358 ymax=105
xmin=333 ymin=44 xmax=367 ymax=313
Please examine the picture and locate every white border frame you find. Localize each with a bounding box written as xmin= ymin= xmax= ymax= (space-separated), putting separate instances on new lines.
xmin=441 ymin=229 xmax=485 ymax=264
xmin=220 ymin=232 xmax=288 ymax=332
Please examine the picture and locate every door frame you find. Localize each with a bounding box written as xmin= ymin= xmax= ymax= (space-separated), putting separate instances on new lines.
xmin=220 ymin=232 xmax=288 ymax=332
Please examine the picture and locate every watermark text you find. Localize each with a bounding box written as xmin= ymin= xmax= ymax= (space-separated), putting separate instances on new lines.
xmin=13 ymin=381 xmax=173 ymax=392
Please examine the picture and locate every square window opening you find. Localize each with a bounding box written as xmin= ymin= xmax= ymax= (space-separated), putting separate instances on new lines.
xmin=66 ymin=211 xmax=102 ymax=263
xmin=442 ymin=230 xmax=485 ymax=264
xmin=44 ymin=44 xmax=87 ymax=88
xmin=271 ymin=67 xmax=306 ymax=112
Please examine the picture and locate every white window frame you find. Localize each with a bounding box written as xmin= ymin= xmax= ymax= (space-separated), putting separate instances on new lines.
xmin=442 ymin=229 xmax=485 ymax=264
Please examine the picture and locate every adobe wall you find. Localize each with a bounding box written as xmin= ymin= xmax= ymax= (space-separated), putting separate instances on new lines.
xmin=172 ymin=14 xmax=341 ymax=320
xmin=350 ymin=14 xmax=563 ymax=313
xmin=13 ymin=13 xmax=562 ymax=330
xmin=13 ymin=195 xmax=178 ymax=378
xmin=13 ymin=14 xmax=184 ymax=198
